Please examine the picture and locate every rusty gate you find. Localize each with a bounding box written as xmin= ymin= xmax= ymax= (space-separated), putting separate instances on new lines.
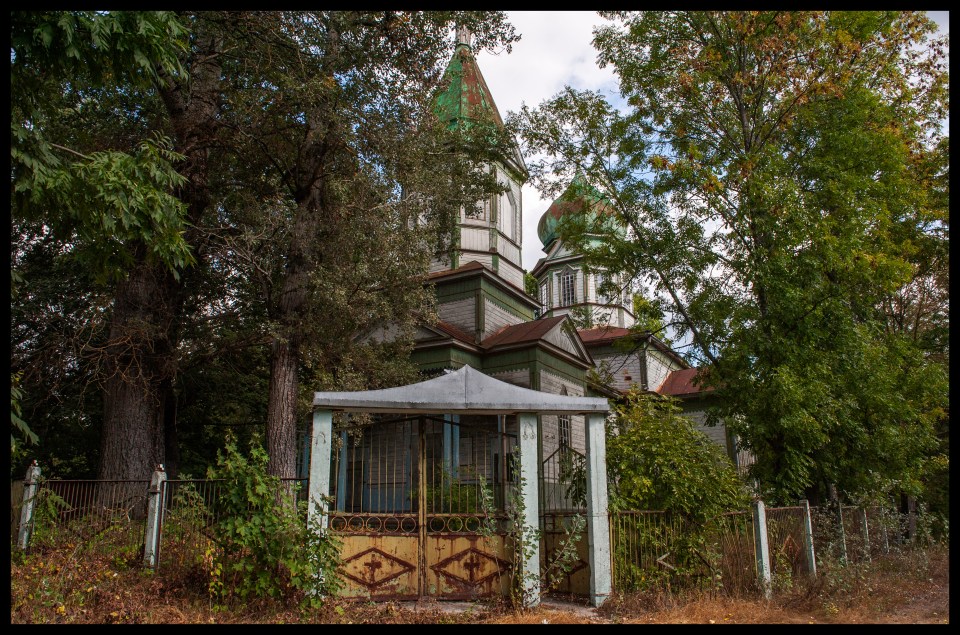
xmin=328 ymin=414 xmax=517 ymax=600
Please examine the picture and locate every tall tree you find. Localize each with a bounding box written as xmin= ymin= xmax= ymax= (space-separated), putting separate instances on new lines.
xmin=511 ymin=11 xmax=948 ymax=503
xmin=12 ymin=11 xmax=520 ymax=482
xmin=11 ymin=11 xmax=199 ymax=480
xmin=208 ymin=12 xmax=519 ymax=477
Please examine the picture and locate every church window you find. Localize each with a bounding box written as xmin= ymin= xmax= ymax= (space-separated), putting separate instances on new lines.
xmin=596 ymin=272 xmax=612 ymax=303
xmin=540 ymin=281 xmax=547 ymax=308
xmin=560 ymin=271 xmax=576 ymax=306
xmin=559 ymin=415 xmax=571 ymax=449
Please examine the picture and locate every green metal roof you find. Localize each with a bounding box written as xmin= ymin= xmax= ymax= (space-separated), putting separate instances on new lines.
xmin=435 ymin=41 xmax=504 ymax=130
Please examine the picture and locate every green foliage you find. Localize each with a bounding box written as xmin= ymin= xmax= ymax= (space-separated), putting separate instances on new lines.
xmin=607 ymin=389 xmax=751 ymax=519
xmin=474 ymin=452 xmax=585 ymax=609
xmin=523 ymin=272 xmax=539 ymax=301
xmin=11 ymin=12 xmax=194 ymax=281
xmin=512 ymin=11 xmax=948 ymax=506
xmin=205 ymin=435 xmax=343 ymax=605
xmin=11 ymin=372 xmax=38 ymax=465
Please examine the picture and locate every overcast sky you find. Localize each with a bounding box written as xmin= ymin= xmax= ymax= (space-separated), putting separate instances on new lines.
xmin=474 ymin=11 xmax=950 ymax=271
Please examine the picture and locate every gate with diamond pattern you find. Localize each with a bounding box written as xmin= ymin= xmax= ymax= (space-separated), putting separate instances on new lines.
xmin=328 ymin=414 xmax=517 ymax=600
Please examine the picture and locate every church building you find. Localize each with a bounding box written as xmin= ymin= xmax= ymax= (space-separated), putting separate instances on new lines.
xmin=407 ymin=29 xmax=748 ymax=471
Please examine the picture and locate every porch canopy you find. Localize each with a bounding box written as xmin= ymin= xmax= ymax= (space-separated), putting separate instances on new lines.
xmin=312 ymin=364 xmax=609 ymax=415
xmin=308 ymin=364 xmax=612 ymax=608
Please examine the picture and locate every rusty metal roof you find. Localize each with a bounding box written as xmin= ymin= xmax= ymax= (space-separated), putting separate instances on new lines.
xmin=433 ymin=320 xmax=475 ymax=345
xmin=577 ymin=326 xmax=634 ymax=345
xmin=656 ymin=367 xmax=713 ymax=397
xmin=425 ymin=260 xmax=486 ymax=280
xmin=481 ymin=316 xmax=567 ymax=348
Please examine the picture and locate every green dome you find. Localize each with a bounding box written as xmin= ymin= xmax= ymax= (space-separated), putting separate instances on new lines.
xmin=537 ymin=173 xmax=623 ymax=250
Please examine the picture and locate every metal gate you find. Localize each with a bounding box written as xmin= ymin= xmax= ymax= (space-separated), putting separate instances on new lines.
xmin=540 ymin=445 xmax=591 ymax=595
xmin=329 ymin=414 xmax=517 ymax=600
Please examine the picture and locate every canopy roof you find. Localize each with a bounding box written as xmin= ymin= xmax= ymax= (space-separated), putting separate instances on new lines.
xmin=313 ymin=365 xmax=609 ymax=415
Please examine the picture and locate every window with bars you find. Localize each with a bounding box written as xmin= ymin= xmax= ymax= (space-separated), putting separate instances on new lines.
xmin=560 ymin=270 xmax=576 ymax=306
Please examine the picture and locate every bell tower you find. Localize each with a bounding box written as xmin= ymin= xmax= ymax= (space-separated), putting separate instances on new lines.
xmin=430 ymin=26 xmax=528 ymax=291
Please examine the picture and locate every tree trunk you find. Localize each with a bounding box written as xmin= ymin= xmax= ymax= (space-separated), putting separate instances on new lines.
xmin=266 ymin=339 xmax=300 ymax=479
xmin=98 ymin=262 xmax=170 ymax=483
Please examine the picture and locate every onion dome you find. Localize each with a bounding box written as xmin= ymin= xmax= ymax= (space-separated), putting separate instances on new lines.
xmin=537 ymin=172 xmax=621 ymax=250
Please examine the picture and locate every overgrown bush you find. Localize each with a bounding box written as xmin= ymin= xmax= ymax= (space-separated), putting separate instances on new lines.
xmin=204 ymin=434 xmax=342 ymax=606
xmin=607 ymin=389 xmax=753 ymax=591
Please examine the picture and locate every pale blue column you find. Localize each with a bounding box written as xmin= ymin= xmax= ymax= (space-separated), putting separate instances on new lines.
xmin=309 ymin=409 xmax=333 ymax=528
xmin=518 ymin=412 xmax=541 ymax=608
xmin=584 ymin=413 xmax=612 ymax=607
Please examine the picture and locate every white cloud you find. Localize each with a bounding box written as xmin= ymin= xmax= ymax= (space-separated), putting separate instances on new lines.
xmin=475 ymin=11 xmax=618 ymax=271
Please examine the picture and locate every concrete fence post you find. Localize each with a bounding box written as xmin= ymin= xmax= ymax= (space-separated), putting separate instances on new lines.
xmin=858 ymin=507 xmax=871 ymax=562
xmin=584 ymin=412 xmax=611 ymax=608
xmin=142 ymin=464 xmax=167 ymax=568
xmin=836 ymin=504 xmax=848 ymax=566
xmin=799 ymin=499 xmax=817 ymax=578
xmin=17 ymin=461 xmax=41 ymax=551
xmin=517 ymin=412 xmax=541 ymax=609
xmin=308 ymin=409 xmax=334 ymax=529
xmin=752 ymin=499 xmax=772 ymax=599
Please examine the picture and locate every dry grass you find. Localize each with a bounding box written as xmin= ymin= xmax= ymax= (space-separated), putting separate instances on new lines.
xmin=10 ymin=542 xmax=949 ymax=624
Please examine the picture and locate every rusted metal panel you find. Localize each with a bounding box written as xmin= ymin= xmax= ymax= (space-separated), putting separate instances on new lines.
xmin=337 ymin=533 xmax=420 ymax=600
xmin=543 ymin=530 xmax=591 ymax=595
xmin=426 ymin=533 xmax=512 ymax=599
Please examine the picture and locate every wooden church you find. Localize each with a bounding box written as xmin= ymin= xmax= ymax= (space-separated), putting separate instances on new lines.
xmin=401 ymin=28 xmax=749 ymax=472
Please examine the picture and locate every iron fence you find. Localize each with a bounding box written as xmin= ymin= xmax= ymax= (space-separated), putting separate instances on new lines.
xmin=10 ymin=471 xmax=932 ymax=599
xmin=12 ymin=479 xmax=150 ymax=562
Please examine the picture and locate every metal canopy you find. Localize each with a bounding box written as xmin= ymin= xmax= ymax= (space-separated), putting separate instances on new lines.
xmin=312 ymin=364 xmax=609 ymax=415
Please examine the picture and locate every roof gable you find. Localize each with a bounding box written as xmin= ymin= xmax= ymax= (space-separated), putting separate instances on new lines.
xmin=482 ymin=315 xmax=592 ymax=366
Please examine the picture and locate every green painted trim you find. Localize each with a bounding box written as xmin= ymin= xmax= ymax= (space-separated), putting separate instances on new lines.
xmin=491 ymin=252 xmax=499 ymax=272
xmin=476 ymin=288 xmax=484 ymax=341
xmin=411 ymin=345 xmax=483 ymax=371
xmin=534 ymin=348 xmax=587 ymax=385
xmin=479 ymin=277 xmax=535 ymax=320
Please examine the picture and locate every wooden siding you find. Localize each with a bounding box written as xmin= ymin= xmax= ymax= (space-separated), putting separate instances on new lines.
xmin=487 ymin=368 xmax=530 ymax=388
xmin=646 ymin=348 xmax=679 ymax=393
xmin=438 ymin=297 xmax=476 ymax=335
xmin=460 ymin=226 xmax=490 ymax=252
xmin=483 ymin=298 xmax=524 ymax=338
xmin=543 ymin=322 xmax=582 ymax=358
xmin=539 ymin=370 xmax=587 ymax=457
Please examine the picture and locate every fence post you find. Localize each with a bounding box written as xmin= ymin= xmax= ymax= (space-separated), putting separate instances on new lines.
xmin=835 ymin=504 xmax=848 ymax=565
xmin=142 ymin=464 xmax=167 ymax=569
xmin=517 ymin=412 xmax=541 ymax=608
xmin=858 ymin=507 xmax=871 ymax=561
xmin=752 ymin=499 xmax=772 ymax=599
xmin=879 ymin=505 xmax=890 ymax=553
xmin=799 ymin=499 xmax=817 ymax=578
xmin=17 ymin=461 xmax=41 ymax=551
